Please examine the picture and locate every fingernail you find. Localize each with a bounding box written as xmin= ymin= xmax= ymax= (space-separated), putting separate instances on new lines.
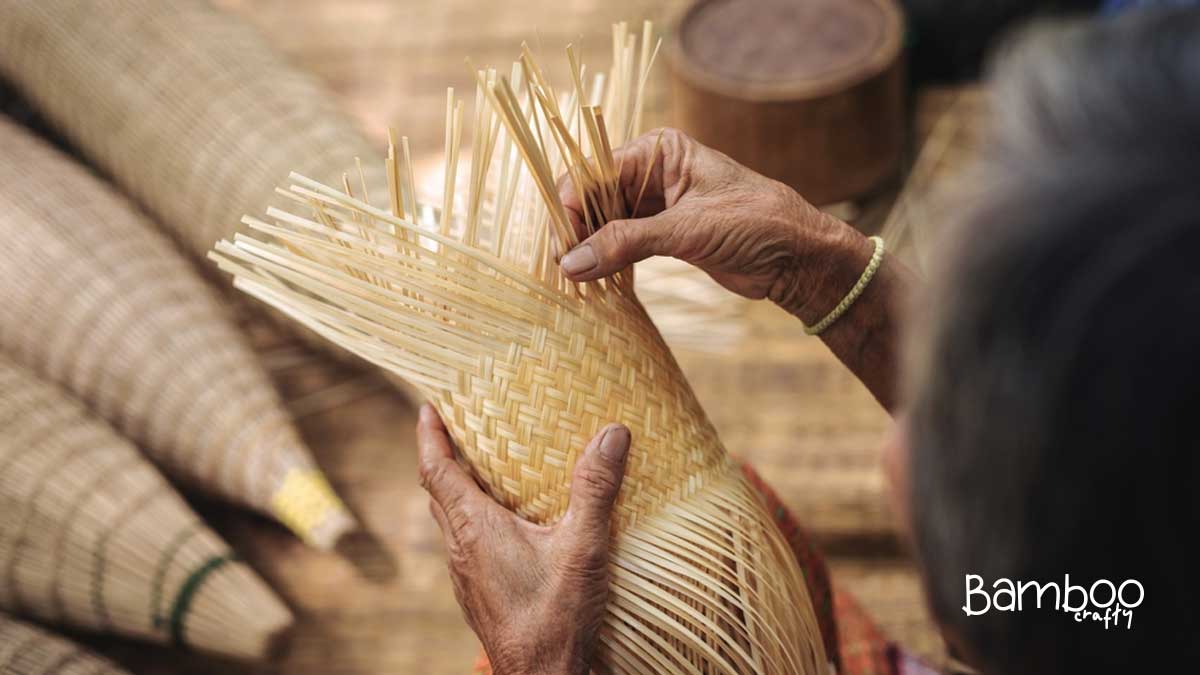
xmin=598 ymin=425 xmax=630 ymax=463
xmin=560 ymin=244 xmax=598 ymax=275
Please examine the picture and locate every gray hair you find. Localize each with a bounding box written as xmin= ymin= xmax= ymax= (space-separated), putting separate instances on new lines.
xmin=905 ymin=8 xmax=1200 ymax=673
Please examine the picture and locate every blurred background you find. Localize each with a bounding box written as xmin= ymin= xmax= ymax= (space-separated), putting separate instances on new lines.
xmin=0 ymin=0 xmax=1060 ymax=672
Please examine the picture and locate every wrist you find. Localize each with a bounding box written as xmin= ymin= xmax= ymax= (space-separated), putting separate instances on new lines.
xmin=769 ymin=197 xmax=875 ymax=326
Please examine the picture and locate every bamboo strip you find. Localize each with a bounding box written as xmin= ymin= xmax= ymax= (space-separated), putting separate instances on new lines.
xmin=0 ymin=613 xmax=130 ymax=675
xmin=0 ymin=358 xmax=293 ymax=659
xmin=0 ymin=117 xmax=355 ymax=550
xmin=212 ymin=25 xmax=827 ymax=674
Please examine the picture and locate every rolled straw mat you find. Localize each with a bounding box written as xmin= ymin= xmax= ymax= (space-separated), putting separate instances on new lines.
xmin=0 ymin=116 xmax=355 ymax=550
xmin=0 ymin=356 xmax=293 ymax=659
xmin=0 ymin=613 xmax=130 ymax=675
xmin=0 ymin=0 xmax=385 ymax=284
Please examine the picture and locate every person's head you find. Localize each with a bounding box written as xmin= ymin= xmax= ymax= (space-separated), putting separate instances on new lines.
xmin=892 ymin=8 xmax=1200 ymax=673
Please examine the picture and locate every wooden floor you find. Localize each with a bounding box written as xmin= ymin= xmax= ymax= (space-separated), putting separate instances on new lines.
xmin=75 ymin=1 xmax=960 ymax=672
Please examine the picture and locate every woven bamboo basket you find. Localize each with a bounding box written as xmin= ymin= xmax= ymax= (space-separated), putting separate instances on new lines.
xmin=0 ymin=356 xmax=293 ymax=659
xmin=0 ymin=117 xmax=354 ymax=550
xmin=0 ymin=613 xmax=130 ymax=675
xmin=212 ymin=24 xmax=828 ymax=674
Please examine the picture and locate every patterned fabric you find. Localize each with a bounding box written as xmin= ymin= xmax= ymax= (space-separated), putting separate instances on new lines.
xmin=833 ymin=588 xmax=894 ymax=675
xmin=470 ymin=462 xmax=938 ymax=675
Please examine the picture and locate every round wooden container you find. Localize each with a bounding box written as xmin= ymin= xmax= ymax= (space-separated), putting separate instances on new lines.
xmin=670 ymin=0 xmax=906 ymax=205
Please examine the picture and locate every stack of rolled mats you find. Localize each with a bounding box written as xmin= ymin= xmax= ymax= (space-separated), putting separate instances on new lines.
xmin=0 ymin=0 xmax=380 ymax=666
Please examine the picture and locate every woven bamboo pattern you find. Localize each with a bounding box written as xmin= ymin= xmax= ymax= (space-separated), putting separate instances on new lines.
xmin=0 ymin=356 xmax=294 ymax=659
xmin=0 ymin=613 xmax=130 ymax=675
xmin=212 ymin=25 xmax=827 ymax=674
xmin=0 ymin=117 xmax=354 ymax=550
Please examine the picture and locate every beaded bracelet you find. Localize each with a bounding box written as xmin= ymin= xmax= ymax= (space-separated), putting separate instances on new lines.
xmin=804 ymin=235 xmax=885 ymax=336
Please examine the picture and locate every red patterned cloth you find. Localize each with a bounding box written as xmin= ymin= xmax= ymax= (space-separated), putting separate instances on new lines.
xmin=834 ymin=586 xmax=895 ymax=675
xmin=471 ymin=463 xmax=929 ymax=675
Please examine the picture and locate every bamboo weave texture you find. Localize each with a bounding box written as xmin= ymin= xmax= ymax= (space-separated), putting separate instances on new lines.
xmin=0 ymin=117 xmax=353 ymax=549
xmin=0 ymin=613 xmax=130 ymax=675
xmin=0 ymin=356 xmax=293 ymax=659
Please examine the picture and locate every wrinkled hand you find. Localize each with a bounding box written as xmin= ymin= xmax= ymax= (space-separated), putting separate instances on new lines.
xmin=558 ymin=128 xmax=862 ymax=314
xmin=416 ymin=404 xmax=631 ymax=675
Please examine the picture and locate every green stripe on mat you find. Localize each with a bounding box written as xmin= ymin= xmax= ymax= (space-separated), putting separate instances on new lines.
xmin=150 ymin=522 xmax=201 ymax=631
xmin=165 ymin=553 xmax=238 ymax=647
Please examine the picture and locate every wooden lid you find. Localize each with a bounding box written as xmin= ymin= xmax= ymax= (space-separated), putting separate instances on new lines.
xmin=671 ymin=0 xmax=904 ymax=101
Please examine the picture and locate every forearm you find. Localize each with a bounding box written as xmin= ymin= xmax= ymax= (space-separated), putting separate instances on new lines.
xmin=773 ymin=211 xmax=913 ymax=412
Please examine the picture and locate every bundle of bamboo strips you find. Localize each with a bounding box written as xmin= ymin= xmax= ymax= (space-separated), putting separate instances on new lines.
xmin=0 ymin=117 xmax=354 ymax=550
xmin=212 ymin=23 xmax=828 ymax=674
xmin=0 ymin=356 xmax=293 ymax=659
xmin=0 ymin=613 xmax=131 ymax=675
xmin=410 ymin=151 xmax=750 ymax=354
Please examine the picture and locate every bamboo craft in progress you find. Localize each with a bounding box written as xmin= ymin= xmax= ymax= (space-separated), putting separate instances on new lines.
xmin=0 ymin=118 xmax=354 ymax=550
xmin=0 ymin=357 xmax=293 ymax=659
xmin=212 ymin=23 xmax=828 ymax=674
xmin=0 ymin=613 xmax=131 ymax=675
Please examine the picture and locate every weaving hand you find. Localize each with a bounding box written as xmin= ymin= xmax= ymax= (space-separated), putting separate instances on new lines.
xmin=559 ymin=128 xmax=910 ymax=410
xmin=417 ymin=404 xmax=632 ymax=675
xmin=557 ymin=127 xmax=867 ymax=318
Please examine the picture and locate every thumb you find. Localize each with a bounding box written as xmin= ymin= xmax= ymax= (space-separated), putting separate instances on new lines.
xmin=562 ymin=424 xmax=631 ymax=534
xmin=559 ymin=214 xmax=674 ymax=281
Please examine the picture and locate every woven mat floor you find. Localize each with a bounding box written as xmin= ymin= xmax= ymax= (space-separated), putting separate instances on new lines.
xmin=62 ymin=2 xmax=992 ymax=672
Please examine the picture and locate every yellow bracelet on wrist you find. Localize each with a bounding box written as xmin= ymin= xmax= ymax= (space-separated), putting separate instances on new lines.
xmin=804 ymin=235 xmax=885 ymax=336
